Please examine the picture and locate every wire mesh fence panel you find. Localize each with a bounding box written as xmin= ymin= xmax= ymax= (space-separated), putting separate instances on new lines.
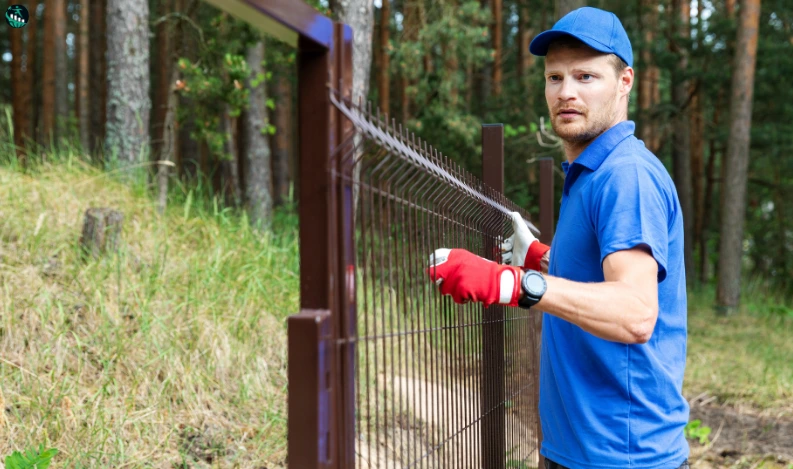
xmin=330 ymin=93 xmax=542 ymax=469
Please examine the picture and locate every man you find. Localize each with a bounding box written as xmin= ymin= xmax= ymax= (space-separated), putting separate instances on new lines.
xmin=428 ymin=7 xmax=689 ymax=469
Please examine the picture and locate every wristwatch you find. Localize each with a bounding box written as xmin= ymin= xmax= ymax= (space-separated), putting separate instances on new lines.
xmin=518 ymin=270 xmax=547 ymax=309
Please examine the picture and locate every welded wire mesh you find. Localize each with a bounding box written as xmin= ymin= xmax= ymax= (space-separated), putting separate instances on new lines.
xmin=330 ymin=92 xmax=542 ymax=469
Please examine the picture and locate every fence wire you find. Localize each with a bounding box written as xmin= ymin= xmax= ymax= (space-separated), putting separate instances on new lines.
xmin=329 ymin=92 xmax=542 ymax=469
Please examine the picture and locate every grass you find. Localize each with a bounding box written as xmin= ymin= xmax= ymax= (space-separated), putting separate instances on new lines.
xmin=0 ymin=149 xmax=298 ymax=467
xmin=685 ymin=283 xmax=793 ymax=412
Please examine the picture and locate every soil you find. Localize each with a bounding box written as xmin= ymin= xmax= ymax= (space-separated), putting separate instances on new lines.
xmin=688 ymin=396 xmax=793 ymax=468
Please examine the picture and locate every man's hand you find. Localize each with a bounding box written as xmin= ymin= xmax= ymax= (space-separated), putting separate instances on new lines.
xmin=427 ymin=248 xmax=521 ymax=307
xmin=501 ymin=212 xmax=550 ymax=271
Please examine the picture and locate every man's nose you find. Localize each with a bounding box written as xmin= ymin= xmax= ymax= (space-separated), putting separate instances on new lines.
xmin=557 ymin=79 xmax=577 ymax=101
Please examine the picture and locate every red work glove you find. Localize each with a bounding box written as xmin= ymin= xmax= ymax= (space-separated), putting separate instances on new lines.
xmin=426 ymin=248 xmax=522 ymax=308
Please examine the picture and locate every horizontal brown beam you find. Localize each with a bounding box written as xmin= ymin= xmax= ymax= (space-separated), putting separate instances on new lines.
xmin=203 ymin=0 xmax=334 ymax=48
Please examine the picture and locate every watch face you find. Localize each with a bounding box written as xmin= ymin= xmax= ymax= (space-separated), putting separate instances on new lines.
xmin=525 ymin=273 xmax=546 ymax=295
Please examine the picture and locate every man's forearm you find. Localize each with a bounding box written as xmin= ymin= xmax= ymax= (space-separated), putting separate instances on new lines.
xmin=530 ymin=273 xmax=657 ymax=344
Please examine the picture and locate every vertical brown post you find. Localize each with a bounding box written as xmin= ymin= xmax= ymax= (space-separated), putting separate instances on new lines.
xmin=287 ymin=310 xmax=333 ymax=468
xmin=481 ymin=124 xmax=506 ymax=469
xmin=332 ymin=21 xmax=357 ymax=469
xmin=293 ymin=27 xmax=338 ymax=469
xmin=539 ymin=157 xmax=555 ymax=245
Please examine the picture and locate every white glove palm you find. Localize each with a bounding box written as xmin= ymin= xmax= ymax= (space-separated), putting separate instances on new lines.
xmin=500 ymin=211 xmax=538 ymax=267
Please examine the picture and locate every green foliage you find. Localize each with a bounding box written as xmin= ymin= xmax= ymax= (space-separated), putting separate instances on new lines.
xmin=4 ymin=445 xmax=58 ymax=469
xmin=683 ymin=419 xmax=711 ymax=445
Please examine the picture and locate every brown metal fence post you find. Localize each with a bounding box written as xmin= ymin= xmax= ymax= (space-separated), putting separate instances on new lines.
xmin=331 ymin=21 xmax=357 ymax=469
xmin=291 ymin=16 xmax=339 ymax=469
xmin=287 ymin=310 xmax=333 ymax=468
xmin=481 ymin=124 xmax=507 ymax=469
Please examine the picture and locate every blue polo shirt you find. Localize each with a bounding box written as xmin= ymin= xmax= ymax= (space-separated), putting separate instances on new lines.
xmin=540 ymin=121 xmax=689 ymax=468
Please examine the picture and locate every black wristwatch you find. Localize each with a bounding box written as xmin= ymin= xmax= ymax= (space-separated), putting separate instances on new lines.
xmin=518 ymin=270 xmax=547 ymax=309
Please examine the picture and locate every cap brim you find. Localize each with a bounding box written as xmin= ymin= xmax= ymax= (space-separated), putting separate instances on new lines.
xmin=529 ymin=30 xmax=613 ymax=58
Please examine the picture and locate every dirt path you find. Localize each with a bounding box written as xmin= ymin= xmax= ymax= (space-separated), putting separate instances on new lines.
xmin=688 ymin=397 xmax=793 ymax=468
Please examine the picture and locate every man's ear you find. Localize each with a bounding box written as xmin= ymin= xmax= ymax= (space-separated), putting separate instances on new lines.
xmin=620 ymin=67 xmax=635 ymax=97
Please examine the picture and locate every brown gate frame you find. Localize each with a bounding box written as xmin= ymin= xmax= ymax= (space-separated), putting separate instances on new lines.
xmin=201 ymin=1 xmax=555 ymax=467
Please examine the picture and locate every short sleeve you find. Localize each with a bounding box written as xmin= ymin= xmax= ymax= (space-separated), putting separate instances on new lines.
xmin=594 ymin=163 xmax=670 ymax=283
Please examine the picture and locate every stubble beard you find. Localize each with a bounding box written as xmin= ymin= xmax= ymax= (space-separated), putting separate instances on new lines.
xmin=549 ymin=92 xmax=619 ymax=145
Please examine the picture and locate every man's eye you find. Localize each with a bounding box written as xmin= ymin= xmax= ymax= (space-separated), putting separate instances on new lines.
xmin=581 ymin=74 xmax=593 ymax=81
xmin=548 ymin=75 xmax=561 ymax=82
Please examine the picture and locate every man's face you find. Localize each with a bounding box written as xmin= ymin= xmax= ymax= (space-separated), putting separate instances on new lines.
xmin=544 ymin=45 xmax=628 ymax=144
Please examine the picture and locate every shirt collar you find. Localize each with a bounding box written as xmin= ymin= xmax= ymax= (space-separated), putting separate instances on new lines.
xmin=569 ymin=121 xmax=636 ymax=172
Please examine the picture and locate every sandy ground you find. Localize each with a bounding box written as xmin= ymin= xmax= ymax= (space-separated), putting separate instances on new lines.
xmin=355 ymin=374 xmax=540 ymax=468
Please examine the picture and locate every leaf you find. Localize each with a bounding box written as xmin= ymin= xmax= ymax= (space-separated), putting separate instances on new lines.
xmin=265 ymin=98 xmax=275 ymax=110
xmin=4 ymin=445 xmax=58 ymax=469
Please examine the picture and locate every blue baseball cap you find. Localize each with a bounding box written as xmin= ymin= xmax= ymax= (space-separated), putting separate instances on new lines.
xmin=529 ymin=7 xmax=633 ymax=67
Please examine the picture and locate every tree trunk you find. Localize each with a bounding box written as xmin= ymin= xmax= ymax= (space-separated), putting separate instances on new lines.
xmin=244 ymin=41 xmax=273 ymax=229
xmin=555 ymin=0 xmax=584 ymax=19
xmin=726 ymin=0 xmax=736 ymax=17
xmin=25 ymin=0 xmax=40 ymax=144
xmin=670 ymin=0 xmax=694 ymax=284
xmin=273 ymin=73 xmax=292 ymax=207
xmin=378 ymin=0 xmax=390 ymax=116
xmin=90 ymin=0 xmax=107 ymax=159
xmin=53 ymin=0 xmax=67 ymax=142
xmin=221 ymin=109 xmax=242 ymax=205
xmin=152 ymin=0 xmax=172 ymax=166
xmin=517 ymin=1 xmax=533 ymax=87
xmin=478 ymin=0 xmax=491 ymax=109
xmin=76 ymin=0 xmax=90 ymax=152
xmin=41 ymin=0 xmax=66 ymax=147
xmin=690 ymin=0 xmax=705 ymax=286
xmin=491 ymin=0 xmax=502 ymax=97
xmin=106 ymin=0 xmax=151 ymax=172
xmin=334 ymin=0 xmax=374 ymax=212
xmin=716 ymin=0 xmax=761 ymax=313
xmin=638 ymin=0 xmax=660 ymax=153
xmin=400 ymin=0 xmax=418 ymax=124
xmin=9 ymin=17 xmax=26 ymax=160
xmin=445 ymin=0 xmax=460 ymax=107
xmin=700 ymin=99 xmax=722 ymax=284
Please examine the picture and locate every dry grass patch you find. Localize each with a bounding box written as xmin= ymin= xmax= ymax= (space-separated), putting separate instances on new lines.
xmin=0 ymin=158 xmax=297 ymax=467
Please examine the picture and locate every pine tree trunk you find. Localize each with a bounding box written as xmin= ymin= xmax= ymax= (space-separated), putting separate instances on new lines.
xmin=9 ymin=18 xmax=26 ymax=159
xmin=106 ymin=0 xmax=151 ymax=172
xmin=716 ymin=0 xmax=761 ymax=313
xmin=400 ymin=0 xmax=418 ymax=123
xmin=378 ymin=0 xmax=390 ymax=116
xmin=638 ymin=0 xmax=660 ymax=153
xmin=77 ymin=0 xmax=90 ymax=152
xmin=491 ymin=0 xmax=502 ymax=97
xmin=517 ymin=2 xmax=533 ymax=87
xmin=52 ymin=0 xmax=67 ymax=142
xmin=40 ymin=0 xmax=64 ymax=147
xmin=25 ymin=0 xmax=39 ymax=143
xmin=700 ymin=97 xmax=722 ymax=284
xmin=334 ymin=0 xmax=374 ymax=213
xmin=670 ymin=0 xmax=695 ymax=284
xmin=273 ymin=73 xmax=291 ymax=207
xmin=90 ymin=0 xmax=107 ymax=159
xmin=445 ymin=0 xmax=460 ymax=107
xmin=153 ymin=0 xmax=172 ymax=166
xmin=222 ymin=110 xmax=242 ymax=205
xmin=244 ymin=41 xmax=273 ymax=229
xmin=690 ymin=1 xmax=705 ymax=284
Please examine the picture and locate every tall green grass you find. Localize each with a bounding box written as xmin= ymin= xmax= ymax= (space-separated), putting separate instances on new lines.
xmin=0 ymin=118 xmax=298 ymax=466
